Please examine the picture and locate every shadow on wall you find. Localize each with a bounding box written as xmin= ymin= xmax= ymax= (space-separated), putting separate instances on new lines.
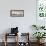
xmin=2 ymin=28 xmax=11 ymax=34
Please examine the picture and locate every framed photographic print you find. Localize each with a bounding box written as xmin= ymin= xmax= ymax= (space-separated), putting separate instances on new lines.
xmin=10 ymin=10 xmax=24 ymax=17
xmin=36 ymin=0 xmax=46 ymax=26
xmin=37 ymin=0 xmax=46 ymax=18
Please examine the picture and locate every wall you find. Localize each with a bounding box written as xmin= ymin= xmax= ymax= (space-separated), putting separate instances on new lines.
xmin=0 ymin=0 xmax=36 ymax=42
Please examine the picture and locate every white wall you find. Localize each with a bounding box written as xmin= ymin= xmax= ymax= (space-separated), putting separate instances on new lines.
xmin=0 ymin=0 xmax=36 ymax=42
